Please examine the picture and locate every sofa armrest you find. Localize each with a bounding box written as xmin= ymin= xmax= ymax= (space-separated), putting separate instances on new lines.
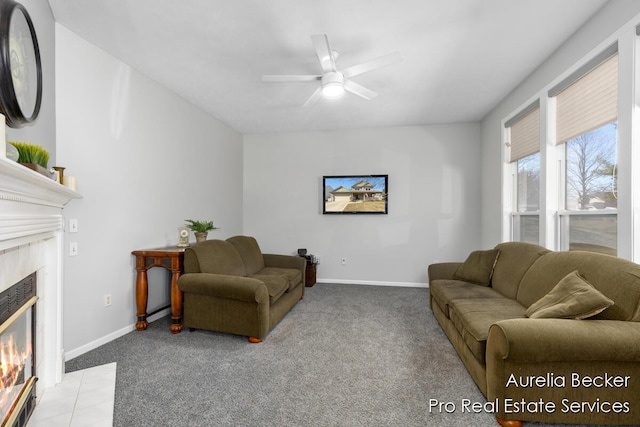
xmin=428 ymin=262 xmax=461 ymax=282
xmin=487 ymin=318 xmax=640 ymax=425
xmin=263 ymin=253 xmax=306 ymax=272
xmin=488 ymin=318 xmax=640 ymax=363
xmin=178 ymin=273 xmax=268 ymax=303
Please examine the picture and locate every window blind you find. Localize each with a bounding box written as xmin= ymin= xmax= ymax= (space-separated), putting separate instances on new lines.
xmin=506 ymin=101 xmax=540 ymax=163
xmin=550 ymin=45 xmax=618 ymax=145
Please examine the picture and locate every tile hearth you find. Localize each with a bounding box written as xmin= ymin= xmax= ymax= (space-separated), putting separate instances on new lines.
xmin=27 ymin=363 xmax=116 ymax=427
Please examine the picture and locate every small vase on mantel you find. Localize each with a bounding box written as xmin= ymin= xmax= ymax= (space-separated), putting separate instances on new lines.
xmin=194 ymin=231 xmax=208 ymax=243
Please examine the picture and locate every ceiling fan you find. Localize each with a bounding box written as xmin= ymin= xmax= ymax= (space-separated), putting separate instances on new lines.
xmin=262 ymin=34 xmax=402 ymax=107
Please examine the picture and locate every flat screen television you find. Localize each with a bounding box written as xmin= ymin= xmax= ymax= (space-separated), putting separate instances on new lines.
xmin=323 ymin=174 xmax=388 ymax=214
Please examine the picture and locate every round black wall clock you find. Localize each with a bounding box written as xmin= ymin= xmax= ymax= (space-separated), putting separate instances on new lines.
xmin=0 ymin=0 xmax=42 ymax=128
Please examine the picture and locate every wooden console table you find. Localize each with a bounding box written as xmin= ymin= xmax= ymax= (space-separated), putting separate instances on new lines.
xmin=132 ymin=246 xmax=186 ymax=333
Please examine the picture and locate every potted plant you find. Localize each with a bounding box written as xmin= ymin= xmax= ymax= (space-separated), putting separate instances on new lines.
xmin=185 ymin=219 xmax=219 ymax=243
xmin=8 ymin=141 xmax=50 ymax=177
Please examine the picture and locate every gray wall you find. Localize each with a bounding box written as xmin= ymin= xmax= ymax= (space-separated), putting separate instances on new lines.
xmin=5 ymin=0 xmax=56 ymax=165
xmin=244 ymin=124 xmax=482 ymax=285
xmin=55 ymin=26 xmax=244 ymax=357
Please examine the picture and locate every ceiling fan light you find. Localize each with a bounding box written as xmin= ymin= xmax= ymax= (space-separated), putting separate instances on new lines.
xmin=321 ymin=71 xmax=345 ymax=99
xmin=322 ymin=82 xmax=345 ymax=99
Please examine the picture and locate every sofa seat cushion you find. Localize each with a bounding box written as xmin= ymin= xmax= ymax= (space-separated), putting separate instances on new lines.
xmin=256 ymin=267 xmax=302 ymax=291
xmin=249 ymin=275 xmax=288 ymax=304
xmin=448 ymin=298 xmax=527 ymax=363
xmin=430 ymin=280 xmax=504 ymax=318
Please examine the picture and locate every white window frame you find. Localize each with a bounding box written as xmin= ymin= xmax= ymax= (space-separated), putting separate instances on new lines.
xmin=501 ymin=20 xmax=639 ymax=261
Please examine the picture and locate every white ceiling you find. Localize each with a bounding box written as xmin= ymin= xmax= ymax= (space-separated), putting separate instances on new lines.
xmin=48 ymin=0 xmax=607 ymax=134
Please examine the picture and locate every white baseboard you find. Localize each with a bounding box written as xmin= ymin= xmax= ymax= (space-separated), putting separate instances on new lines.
xmin=316 ymin=278 xmax=428 ymax=288
xmin=65 ymin=308 xmax=171 ymax=361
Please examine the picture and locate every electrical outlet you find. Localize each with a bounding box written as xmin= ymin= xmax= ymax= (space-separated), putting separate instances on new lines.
xmin=104 ymin=294 xmax=112 ymax=307
xmin=69 ymin=218 xmax=78 ymax=233
xmin=341 ymin=257 xmax=347 ymax=266
xmin=69 ymin=242 xmax=78 ymax=257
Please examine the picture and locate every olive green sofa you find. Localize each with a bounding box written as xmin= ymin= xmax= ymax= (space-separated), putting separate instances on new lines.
xmin=428 ymin=242 xmax=640 ymax=426
xmin=177 ymin=235 xmax=305 ymax=343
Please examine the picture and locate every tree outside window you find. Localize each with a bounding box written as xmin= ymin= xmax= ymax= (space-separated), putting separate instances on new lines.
xmin=517 ymin=152 xmax=540 ymax=212
xmin=565 ymin=122 xmax=617 ymax=210
xmin=515 ymin=152 xmax=540 ymax=244
xmin=564 ymin=122 xmax=617 ymax=255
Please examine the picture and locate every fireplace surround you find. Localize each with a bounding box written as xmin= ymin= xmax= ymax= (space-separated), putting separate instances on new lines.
xmin=0 ymin=157 xmax=81 ymax=423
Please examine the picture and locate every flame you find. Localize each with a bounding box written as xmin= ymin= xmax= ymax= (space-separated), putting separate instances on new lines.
xmin=0 ymin=333 xmax=32 ymax=419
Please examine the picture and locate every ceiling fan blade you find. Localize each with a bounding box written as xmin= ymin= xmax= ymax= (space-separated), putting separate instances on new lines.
xmin=311 ymin=34 xmax=336 ymax=73
xmin=262 ymin=75 xmax=321 ymax=82
xmin=342 ymin=52 xmax=402 ymax=78
xmin=303 ymin=86 xmax=323 ymax=107
xmin=344 ymin=80 xmax=377 ymax=100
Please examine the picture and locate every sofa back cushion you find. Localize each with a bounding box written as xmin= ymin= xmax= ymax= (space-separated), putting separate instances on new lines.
xmin=453 ymin=249 xmax=500 ymax=286
xmin=184 ymin=240 xmax=246 ymax=276
xmin=227 ymin=235 xmax=266 ymax=276
xmin=517 ymin=251 xmax=640 ymax=321
xmin=491 ymin=242 xmax=550 ymax=299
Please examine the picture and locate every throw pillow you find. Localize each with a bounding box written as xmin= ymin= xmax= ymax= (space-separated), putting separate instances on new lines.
xmin=526 ymin=270 xmax=614 ymax=319
xmin=453 ymin=249 xmax=500 ymax=286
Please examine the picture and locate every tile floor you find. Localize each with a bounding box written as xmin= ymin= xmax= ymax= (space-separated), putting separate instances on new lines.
xmin=27 ymin=363 xmax=116 ymax=427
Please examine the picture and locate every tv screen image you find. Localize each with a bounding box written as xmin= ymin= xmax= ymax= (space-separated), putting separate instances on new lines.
xmin=323 ymin=175 xmax=388 ymax=214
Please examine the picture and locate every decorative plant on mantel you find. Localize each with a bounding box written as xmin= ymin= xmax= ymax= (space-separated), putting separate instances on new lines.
xmin=8 ymin=141 xmax=50 ymax=177
xmin=185 ymin=219 xmax=219 ymax=243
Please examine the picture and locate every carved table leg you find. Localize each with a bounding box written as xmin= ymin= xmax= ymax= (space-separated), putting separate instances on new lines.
xmin=135 ymin=269 xmax=149 ymax=331
xmin=169 ymin=270 xmax=183 ymax=334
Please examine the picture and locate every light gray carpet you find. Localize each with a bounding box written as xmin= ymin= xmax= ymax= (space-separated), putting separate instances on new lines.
xmin=64 ymin=283 xmax=501 ymax=426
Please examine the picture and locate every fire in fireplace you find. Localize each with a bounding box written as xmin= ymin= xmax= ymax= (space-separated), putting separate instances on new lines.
xmin=0 ymin=273 xmax=37 ymax=427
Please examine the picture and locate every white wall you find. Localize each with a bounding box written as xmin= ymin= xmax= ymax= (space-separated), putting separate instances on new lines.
xmin=55 ymin=26 xmax=243 ymax=357
xmin=243 ymin=124 xmax=481 ymax=286
xmin=4 ymin=0 xmax=56 ymax=164
xmin=480 ymin=0 xmax=640 ymax=248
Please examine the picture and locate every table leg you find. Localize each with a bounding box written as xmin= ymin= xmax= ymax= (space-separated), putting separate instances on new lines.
xmin=169 ymin=270 xmax=183 ymax=334
xmin=135 ymin=269 xmax=149 ymax=331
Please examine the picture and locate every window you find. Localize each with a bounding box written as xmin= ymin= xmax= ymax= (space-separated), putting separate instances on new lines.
xmin=506 ymin=102 xmax=540 ymax=244
xmin=515 ymin=152 xmax=540 ymax=244
xmin=550 ymin=45 xmax=618 ymax=255
xmin=560 ymin=123 xmax=617 ymax=255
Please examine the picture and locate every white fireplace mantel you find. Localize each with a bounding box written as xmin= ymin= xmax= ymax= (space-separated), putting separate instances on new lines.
xmin=0 ymin=156 xmax=82 ymax=391
xmin=0 ymin=156 xmax=81 ymax=209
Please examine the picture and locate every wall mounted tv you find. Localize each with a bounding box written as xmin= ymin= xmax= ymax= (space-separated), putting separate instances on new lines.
xmin=323 ymin=174 xmax=388 ymax=214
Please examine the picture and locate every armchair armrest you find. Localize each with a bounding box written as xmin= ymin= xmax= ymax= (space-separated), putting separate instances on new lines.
xmin=263 ymin=253 xmax=306 ymax=272
xmin=488 ymin=318 xmax=640 ymax=363
xmin=178 ymin=273 xmax=268 ymax=303
xmin=428 ymin=262 xmax=462 ymax=282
